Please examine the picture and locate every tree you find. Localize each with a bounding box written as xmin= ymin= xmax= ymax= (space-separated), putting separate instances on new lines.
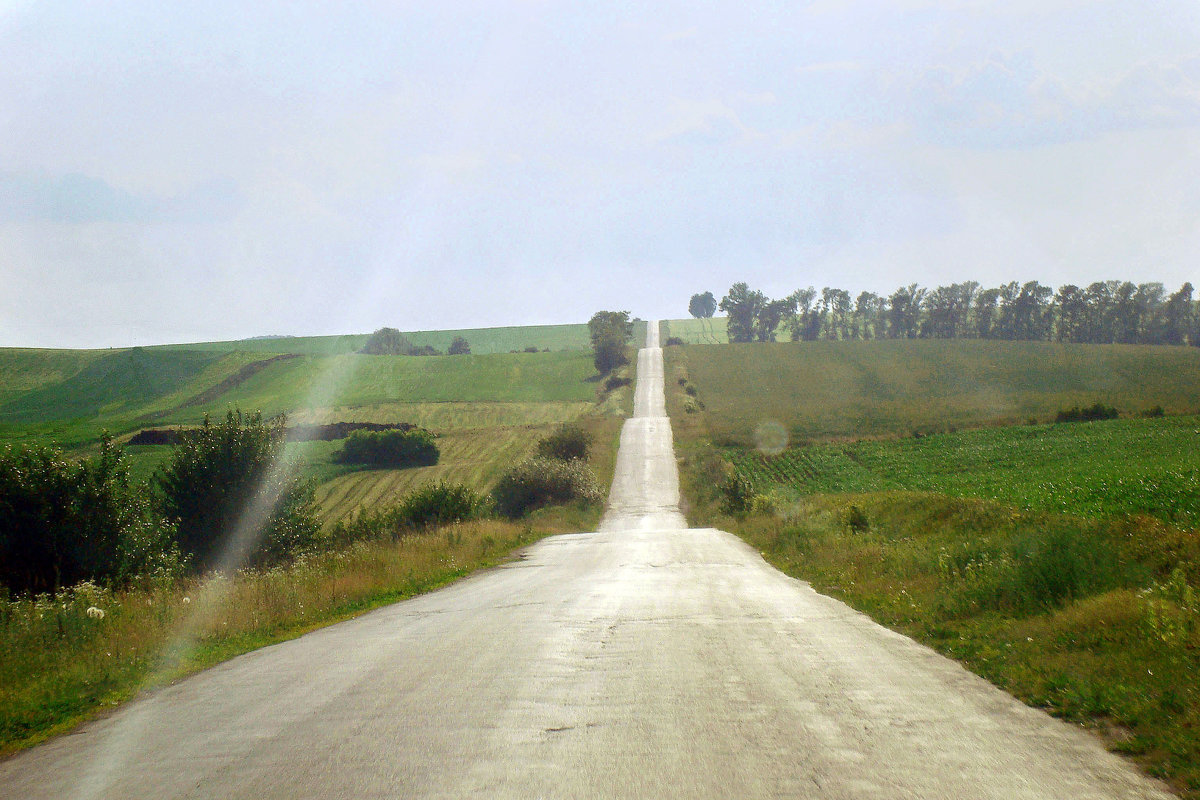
xmin=1163 ymin=282 xmax=1195 ymax=346
xmin=588 ymin=310 xmax=633 ymax=373
xmin=688 ymin=291 xmax=717 ymax=319
xmin=755 ymin=298 xmax=793 ymax=342
xmin=155 ymin=410 xmax=320 ymax=571
xmin=720 ymin=282 xmax=766 ymax=343
xmin=359 ymin=327 xmax=414 ymax=355
xmin=887 ymin=284 xmax=925 ymax=339
xmin=447 ymin=336 xmax=471 ymax=355
xmin=0 ymin=437 xmax=178 ymax=594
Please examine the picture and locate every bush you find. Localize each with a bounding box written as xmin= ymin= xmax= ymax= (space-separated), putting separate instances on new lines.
xmin=337 ymin=428 xmax=439 ymax=468
xmin=396 ymin=482 xmax=485 ymax=529
xmin=536 ymin=423 xmax=592 ymax=461
xmin=523 ymin=345 xmax=540 ymax=353
xmin=719 ymin=473 xmax=755 ymax=515
xmin=0 ymin=437 xmax=179 ymax=594
xmin=359 ymin=328 xmax=440 ymax=356
xmin=448 ymin=336 xmax=471 ymax=355
xmin=1055 ymin=402 xmax=1119 ymax=423
xmin=604 ymin=375 xmax=632 ymax=391
xmin=359 ymin=327 xmax=415 ymax=355
xmin=491 ymin=457 xmax=602 ymax=518
xmin=664 ymin=336 xmax=685 ymax=346
xmin=155 ymin=410 xmax=320 ymax=571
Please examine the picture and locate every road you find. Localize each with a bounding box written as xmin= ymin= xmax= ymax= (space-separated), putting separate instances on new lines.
xmin=0 ymin=323 xmax=1175 ymax=799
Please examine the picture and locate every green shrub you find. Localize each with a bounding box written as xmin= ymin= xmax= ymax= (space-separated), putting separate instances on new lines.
xmin=491 ymin=457 xmax=602 ymax=518
xmin=0 ymin=437 xmax=179 ymax=594
xmin=604 ymin=375 xmax=632 ymax=391
xmin=337 ymin=428 xmax=439 ymax=468
xmin=1055 ymin=402 xmax=1119 ymax=423
xmin=155 ymin=410 xmax=320 ymax=571
xmin=719 ymin=473 xmax=755 ymax=515
xmin=536 ymin=423 xmax=592 ymax=461
xmin=394 ymin=481 xmax=485 ymax=529
xmin=359 ymin=327 xmax=415 ymax=355
xmin=664 ymin=336 xmax=685 ymax=346
xmin=330 ymin=482 xmax=487 ymax=545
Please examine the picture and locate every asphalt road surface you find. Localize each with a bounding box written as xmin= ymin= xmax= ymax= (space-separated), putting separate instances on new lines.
xmin=0 ymin=323 xmax=1175 ymax=799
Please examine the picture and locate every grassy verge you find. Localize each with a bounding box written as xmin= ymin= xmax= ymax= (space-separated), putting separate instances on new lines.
xmin=712 ymin=495 xmax=1199 ymax=797
xmin=0 ymin=505 xmax=607 ymax=758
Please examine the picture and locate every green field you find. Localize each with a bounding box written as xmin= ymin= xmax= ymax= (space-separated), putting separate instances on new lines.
xmin=666 ymin=338 xmax=1200 ymax=445
xmin=0 ymin=322 xmax=637 ymax=523
xmin=726 ymin=414 xmax=1200 ymax=528
xmin=663 ymin=317 xmax=728 ymax=344
xmin=154 ymin=322 xmax=598 ymax=356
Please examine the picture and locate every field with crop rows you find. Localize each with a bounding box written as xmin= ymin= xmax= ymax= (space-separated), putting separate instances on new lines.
xmin=668 ymin=338 xmax=1200 ymax=445
xmin=726 ymin=413 xmax=1200 ymax=527
xmin=313 ymin=427 xmax=546 ymax=523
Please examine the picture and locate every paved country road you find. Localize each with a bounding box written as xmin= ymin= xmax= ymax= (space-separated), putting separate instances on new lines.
xmin=0 ymin=324 xmax=1175 ymax=799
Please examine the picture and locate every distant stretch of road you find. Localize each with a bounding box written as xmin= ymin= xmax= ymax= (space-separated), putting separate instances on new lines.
xmin=0 ymin=323 xmax=1174 ymax=799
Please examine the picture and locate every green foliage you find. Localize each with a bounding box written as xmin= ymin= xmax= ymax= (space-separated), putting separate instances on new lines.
xmin=719 ymin=472 xmax=755 ymax=515
xmin=664 ymin=336 xmax=685 ymax=346
xmin=337 ymin=428 xmax=439 ymax=468
xmin=491 ymin=457 xmax=602 ymax=518
xmin=0 ymin=437 xmax=179 ymax=594
xmin=448 ymin=336 xmax=471 ymax=355
xmin=536 ymin=422 xmax=592 ymax=462
xmin=688 ymin=291 xmax=717 ymax=319
xmin=1055 ymin=401 xmax=1119 ymax=423
xmin=604 ymin=375 xmax=632 ymax=391
xmin=155 ymin=410 xmax=320 ymax=570
xmin=588 ymin=310 xmax=633 ymax=373
xmin=359 ymin=328 xmax=416 ymax=355
xmin=332 ymin=482 xmax=486 ymax=544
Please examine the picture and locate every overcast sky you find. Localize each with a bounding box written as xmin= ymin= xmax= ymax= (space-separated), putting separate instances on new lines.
xmin=2 ymin=1 xmax=1199 ymax=348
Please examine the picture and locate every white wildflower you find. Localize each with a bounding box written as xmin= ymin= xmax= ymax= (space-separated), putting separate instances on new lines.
xmin=85 ymin=606 xmax=105 ymax=620
xmin=182 ymin=597 xmax=191 ymax=605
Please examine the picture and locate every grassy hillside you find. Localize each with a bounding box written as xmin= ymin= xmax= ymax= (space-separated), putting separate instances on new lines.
xmin=667 ymin=338 xmax=1200 ymax=446
xmin=1 ymin=324 xmax=636 ymax=524
xmin=155 ymin=322 xmax=596 ymax=356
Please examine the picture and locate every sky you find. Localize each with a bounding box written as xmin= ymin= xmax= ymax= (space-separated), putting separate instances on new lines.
xmin=1 ymin=0 xmax=1199 ymax=348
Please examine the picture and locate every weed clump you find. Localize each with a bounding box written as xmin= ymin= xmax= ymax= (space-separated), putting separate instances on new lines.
xmin=491 ymin=457 xmax=602 ymax=518
xmin=1054 ymin=402 xmax=1119 ymax=423
xmin=536 ymin=423 xmax=592 ymax=462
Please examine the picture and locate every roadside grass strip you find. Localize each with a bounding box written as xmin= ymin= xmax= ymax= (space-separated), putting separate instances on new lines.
xmin=720 ymin=494 xmax=1200 ymax=797
xmin=0 ymin=513 xmax=598 ymax=757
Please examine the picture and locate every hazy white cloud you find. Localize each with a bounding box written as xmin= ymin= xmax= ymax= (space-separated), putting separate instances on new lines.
xmin=1 ymin=1 xmax=1198 ymax=347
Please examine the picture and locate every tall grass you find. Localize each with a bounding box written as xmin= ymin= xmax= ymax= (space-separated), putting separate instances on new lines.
xmin=0 ymin=517 xmax=574 ymax=755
